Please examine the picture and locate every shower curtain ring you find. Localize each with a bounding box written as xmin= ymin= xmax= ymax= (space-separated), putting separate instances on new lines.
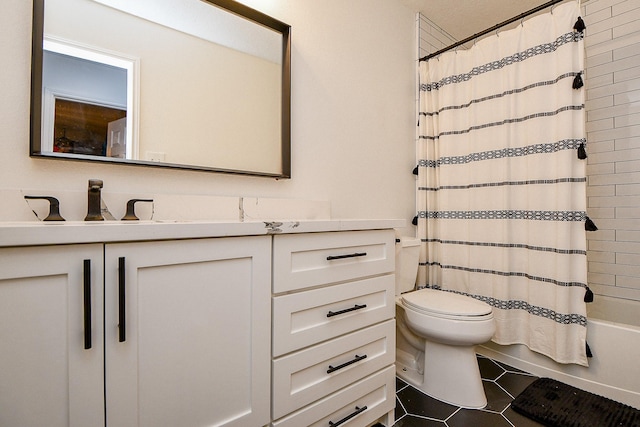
xmin=550 ymin=4 xmax=555 ymax=14
xmin=495 ymin=28 xmax=500 ymax=37
xmin=520 ymin=17 xmax=524 ymax=27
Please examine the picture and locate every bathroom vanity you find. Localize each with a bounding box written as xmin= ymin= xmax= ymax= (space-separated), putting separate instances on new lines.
xmin=0 ymin=219 xmax=400 ymax=427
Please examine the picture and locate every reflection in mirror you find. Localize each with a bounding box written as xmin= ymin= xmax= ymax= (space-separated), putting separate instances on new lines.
xmin=31 ymin=0 xmax=291 ymax=177
xmin=42 ymin=38 xmax=134 ymax=158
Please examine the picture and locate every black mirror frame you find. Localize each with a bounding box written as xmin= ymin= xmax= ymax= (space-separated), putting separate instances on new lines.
xmin=30 ymin=0 xmax=291 ymax=178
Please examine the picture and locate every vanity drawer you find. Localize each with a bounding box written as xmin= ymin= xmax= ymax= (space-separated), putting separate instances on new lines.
xmin=273 ymin=230 xmax=395 ymax=293
xmin=272 ymin=275 xmax=394 ymax=357
xmin=272 ymin=320 xmax=395 ymax=419
xmin=272 ymin=365 xmax=395 ymax=427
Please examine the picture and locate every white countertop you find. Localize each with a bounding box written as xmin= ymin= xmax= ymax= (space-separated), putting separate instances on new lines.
xmin=0 ymin=219 xmax=406 ymax=247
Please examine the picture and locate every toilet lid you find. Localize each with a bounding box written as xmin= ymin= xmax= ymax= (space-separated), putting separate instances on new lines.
xmin=402 ymin=288 xmax=492 ymax=317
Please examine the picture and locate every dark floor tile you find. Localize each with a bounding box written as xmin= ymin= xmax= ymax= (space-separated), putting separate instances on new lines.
xmin=477 ymin=356 xmax=506 ymax=380
xmin=482 ymin=380 xmax=514 ymax=412
xmin=447 ymin=409 xmax=512 ymax=427
xmin=392 ymin=414 xmax=447 ymax=426
xmin=396 ymin=386 xmax=458 ymax=421
xmin=395 ymin=396 xmax=407 ymax=420
xmin=393 ymin=355 xmax=541 ymax=427
xmin=496 ymin=372 xmax=538 ymax=398
xmin=494 ymin=359 xmax=528 ymax=374
xmin=503 ymin=405 xmax=546 ymax=426
xmin=397 ymin=377 xmax=408 ymax=391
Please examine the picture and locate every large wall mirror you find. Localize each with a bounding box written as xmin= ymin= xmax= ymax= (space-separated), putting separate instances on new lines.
xmin=31 ymin=0 xmax=291 ymax=178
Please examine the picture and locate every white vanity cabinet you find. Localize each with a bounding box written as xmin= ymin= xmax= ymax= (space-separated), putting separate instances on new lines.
xmin=0 ymin=244 xmax=105 ymax=427
xmin=271 ymin=230 xmax=397 ymax=427
xmin=0 ymin=219 xmax=402 ymax=427
xmin=0 ymin=236 xmax=271 ymax=427
xmin=103 ymin=236 xmax=271 ymax=427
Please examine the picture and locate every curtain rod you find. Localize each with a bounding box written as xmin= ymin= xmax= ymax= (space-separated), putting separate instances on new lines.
xmin=419 ymin=0 xmax=567 ymax=62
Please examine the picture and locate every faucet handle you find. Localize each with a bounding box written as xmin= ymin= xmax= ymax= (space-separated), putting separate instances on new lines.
xmin=24 ymin=195 xmax=66 ymax=221
xmin=122 ymin=199 xmax=154 ymax=221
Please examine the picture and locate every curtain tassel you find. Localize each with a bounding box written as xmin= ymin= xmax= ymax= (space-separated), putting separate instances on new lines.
xmin=573 ymin=16 xmax=586 ymax=33
xmin=578 ymin=142 xmax=587 ymax=159
xmin=573 ymin=72 xmax=584 ymax=89
xmin=584 ymin=286 xmax=594 ymax=303
xmin=586 ymin=342 xmax=593 ymax=358
xmin=585 ymin=216 xmax=598 ymax=231
xmin=412 ymin=165 xmax=419 ymax=175
xmin=412 ymin=215 xmax=418 ymax=226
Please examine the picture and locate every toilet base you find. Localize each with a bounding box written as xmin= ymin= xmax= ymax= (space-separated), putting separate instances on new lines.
xmin=396 ymin=331 xmax=423 ymax=374
xmin=397 ymin=340 xmax=487 ymax=409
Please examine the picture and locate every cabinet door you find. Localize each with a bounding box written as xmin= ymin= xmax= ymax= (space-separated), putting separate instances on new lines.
xmin=0 ymin=244 xmax=104 ymax=427
xmin=104 ymin=237 xmax=271 ymax=427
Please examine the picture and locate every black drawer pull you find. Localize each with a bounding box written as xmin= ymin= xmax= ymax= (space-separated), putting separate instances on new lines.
xmin=328 ymin=405 xmax=368 ymax=427
xmin=327 ymin=304 xmax=367 ymax=318
xmin=327 ymin=354 xmax=367 ymax=374
xmin=118 ymin=257 xmax=126 ymax=342
xmin=83 ymin=259 xmax=92 ymax=350
xmin=326 ymin=252 xmax=367 ymax=261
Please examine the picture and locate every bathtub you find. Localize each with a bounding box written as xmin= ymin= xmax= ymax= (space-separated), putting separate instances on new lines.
xmin=477 ymin=295 xmax=640 ymax=409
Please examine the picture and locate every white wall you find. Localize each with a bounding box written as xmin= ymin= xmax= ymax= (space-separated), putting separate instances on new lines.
xmin=0 ymin=0 xmax=416 ymax=232
xmin=583 ymin=0 xmax=640 ymax=305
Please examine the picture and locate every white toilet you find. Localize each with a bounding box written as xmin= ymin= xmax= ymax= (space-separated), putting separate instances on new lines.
xmin=394 ymin=237 xmax=496 ymax=409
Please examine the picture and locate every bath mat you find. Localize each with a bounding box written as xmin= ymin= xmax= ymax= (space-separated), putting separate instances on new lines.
xmin=511 ymin=377 xmax=640 ymax=427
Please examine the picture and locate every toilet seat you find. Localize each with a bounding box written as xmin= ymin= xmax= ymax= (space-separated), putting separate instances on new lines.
xmin=402 ymin=288 xmax=492 ymax=320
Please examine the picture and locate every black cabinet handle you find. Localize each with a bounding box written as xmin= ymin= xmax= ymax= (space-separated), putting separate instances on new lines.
xmin=83 ymin=259 xmax=92 ymax=350
xmin=327 ymin=304 xmax=367 ymax=318
xmin=326 ymin=252 xmax=367 ymax=261
xmin=328 ymin=405 xmax=367 ymax=427
xmin=118 ymin=257 xmax=126 ymax=342
xmin=327 ymin=354 xmax=367 ymax=374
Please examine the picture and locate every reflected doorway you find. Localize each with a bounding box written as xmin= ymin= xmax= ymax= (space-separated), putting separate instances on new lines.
xmin=53 ymin=98 xmax=126 ymax=157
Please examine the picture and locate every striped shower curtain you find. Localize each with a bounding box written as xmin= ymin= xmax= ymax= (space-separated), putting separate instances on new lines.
xmin=416 ymin=1 xmax=591 ymax=366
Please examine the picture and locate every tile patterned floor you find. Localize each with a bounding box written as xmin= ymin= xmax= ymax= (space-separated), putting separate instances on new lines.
xmin=392 ymin=355 xmax=544 ymax=427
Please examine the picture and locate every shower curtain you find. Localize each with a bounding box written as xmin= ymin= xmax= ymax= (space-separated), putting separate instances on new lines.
xmin=416 ymin=1 xmax=590 ymax=366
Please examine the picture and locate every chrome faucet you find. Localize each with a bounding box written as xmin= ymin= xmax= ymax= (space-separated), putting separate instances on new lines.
xmin=84 ymin=179 xmax=104 ymax=221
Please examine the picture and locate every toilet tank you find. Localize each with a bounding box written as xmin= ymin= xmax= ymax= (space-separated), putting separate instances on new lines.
xmin=395 ymin=237 xmax=420 ymax=295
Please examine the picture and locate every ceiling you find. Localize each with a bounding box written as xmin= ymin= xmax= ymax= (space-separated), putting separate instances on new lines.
xmin=398 ymin=0 xmax=554 ymax=42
